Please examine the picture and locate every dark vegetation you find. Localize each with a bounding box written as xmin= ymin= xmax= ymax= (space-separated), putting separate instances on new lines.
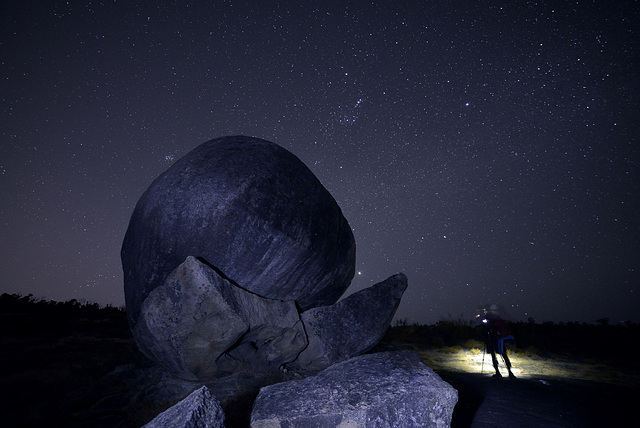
xmin=383 ymin=317 xmax=640 ymax=362
xmin=0 ymin=293 xmax=139 ymax=427
xmin=1 ymin=293 xmax=639 ymax=427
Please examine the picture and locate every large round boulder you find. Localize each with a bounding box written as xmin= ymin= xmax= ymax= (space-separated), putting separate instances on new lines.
xmin=122 ymin=136 xmax=356 ymax=329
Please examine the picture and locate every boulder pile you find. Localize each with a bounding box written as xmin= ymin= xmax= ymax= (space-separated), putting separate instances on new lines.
xmin=146 ymin=351 xmax=458 ymax=428
xmin=122 ymin=136 xmax=406 ymax=386
xmin=121 ymin=136 xmax=454 ymax=426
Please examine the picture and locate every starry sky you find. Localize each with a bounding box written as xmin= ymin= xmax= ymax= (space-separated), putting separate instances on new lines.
xmin=2 ymin=1 xmax=639 ymax=325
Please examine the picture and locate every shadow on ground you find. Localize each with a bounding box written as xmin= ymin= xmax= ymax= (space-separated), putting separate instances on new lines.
xmin=437 ymin=370 xmax=635 ymax=428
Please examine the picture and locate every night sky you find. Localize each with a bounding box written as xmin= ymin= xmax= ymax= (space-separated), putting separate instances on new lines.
xmin=2 ymin=1 xmax=638 ymax=325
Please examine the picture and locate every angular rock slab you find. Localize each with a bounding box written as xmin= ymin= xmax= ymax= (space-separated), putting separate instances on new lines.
xmin=251 ymin=351 xmax=458 ymax=428
xmin=143 ymin=386 xmax=225 ymax=428
xmin=290 ymin=273 xmax=408 ymax=372
xmin=122 ymin=135 xmax=356 ymax=329
xmin=134 ymin=256 xmax=307 ymax=381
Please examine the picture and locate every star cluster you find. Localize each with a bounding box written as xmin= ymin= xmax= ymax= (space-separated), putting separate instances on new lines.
xmin=1 ymin=1 xmax=638 ymax=324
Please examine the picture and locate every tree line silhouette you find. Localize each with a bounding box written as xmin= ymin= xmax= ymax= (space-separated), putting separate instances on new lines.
xmin=0 ymin=293 xmax=124 ymax=315
xmin=386 ymin=316 xmax=639 ymax=360
xmin=2 ymin=293 xmax=638 ymax=361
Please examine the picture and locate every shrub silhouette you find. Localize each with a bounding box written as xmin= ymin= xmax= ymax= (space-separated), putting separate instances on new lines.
xmin=383 ymin=315 xmax=639 ymax=361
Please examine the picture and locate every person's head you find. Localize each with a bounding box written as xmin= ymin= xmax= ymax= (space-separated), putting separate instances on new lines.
xmin=476 ymin=304 xmax=497 ymax=316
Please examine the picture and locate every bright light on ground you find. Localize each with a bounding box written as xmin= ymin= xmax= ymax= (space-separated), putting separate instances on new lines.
xmin=438 ymin=349 xmax=526 ymax=378
xmin=397 ymin=347 xmax=636 ymax=387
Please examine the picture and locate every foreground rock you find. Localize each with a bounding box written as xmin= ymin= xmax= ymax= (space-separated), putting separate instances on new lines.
xmin=143 ymin=386 xmax=225 ymax=428
xmin=289 ymin=273 xmax=408 ymax=372
xmin=251 ymin=351 xmax=458 ymax=427
xmin=134 ymin=256 xmax=307 ymax=381
xmin=122 ymin=135 xmax=356 ymax=330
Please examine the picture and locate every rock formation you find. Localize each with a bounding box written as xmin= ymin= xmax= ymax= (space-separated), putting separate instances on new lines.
xmin=121 ymin=136 xmax=424 ymax=416
xmin=133 ymin=255 xmax=406 ymax=383
xmin=142 ymin=386 xmax=225 ymax=428
xmin=251 ymin=351 xmax=458 ymax=428
xmin=133 ymin=256 xmax=307 ymax=381
xmin=122 ymin=135 xmax=356 ymax=330
xmin=289 ymin=273 xmax=408 ymax=373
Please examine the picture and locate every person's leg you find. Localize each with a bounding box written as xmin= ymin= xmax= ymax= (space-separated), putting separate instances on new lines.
xmin=489 ymin=340 xmax=501 ymax=377
xmin=499 ymin=337 xmax=517 ymax=379
xmin=502 ymin=349 xmax=515 ymax=378
xmin=502 ymin=351 xmax=516 ymax=378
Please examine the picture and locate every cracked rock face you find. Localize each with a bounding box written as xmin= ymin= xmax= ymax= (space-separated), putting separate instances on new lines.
xmin=121 ymin=136 xmax=356 ymax=330
xmin=133 ymin=256 xmax=308 ymax=381
xmin=251 ymin=351 xmax=458 ymax=428
xmin=133 ymin=256 xmax=408 ymax=385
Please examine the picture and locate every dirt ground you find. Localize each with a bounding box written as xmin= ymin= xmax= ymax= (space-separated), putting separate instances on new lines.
xmin=392 ymin=343 xmax=638 ymax=427
xmin=413 ymin=346 xmax=639 ymax=388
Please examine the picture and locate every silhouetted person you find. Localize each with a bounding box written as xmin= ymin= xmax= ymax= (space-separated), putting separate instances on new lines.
xmin=480 ymin=307 xmax=516 ymax=379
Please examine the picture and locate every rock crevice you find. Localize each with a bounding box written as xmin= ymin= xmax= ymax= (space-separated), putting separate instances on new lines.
xmin=134 ymin=255 xmax=407 ymax=383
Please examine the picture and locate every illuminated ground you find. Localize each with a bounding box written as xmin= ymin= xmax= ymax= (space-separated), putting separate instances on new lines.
xmin=412 ymin=346 xmax=638 ymax=388
xmin=386 ymin=342 xmax=638 ymax=427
